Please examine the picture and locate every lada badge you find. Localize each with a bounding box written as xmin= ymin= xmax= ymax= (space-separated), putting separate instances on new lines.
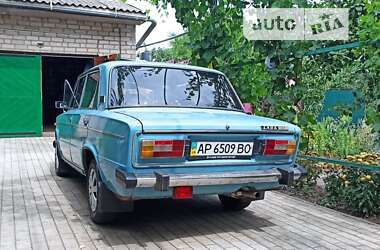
xmin=261 ymin=125 xmax=289 ymax=131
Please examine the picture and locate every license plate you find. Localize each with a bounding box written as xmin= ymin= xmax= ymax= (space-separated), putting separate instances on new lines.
xmin=189 ymin=141 xmax=254 ymax=160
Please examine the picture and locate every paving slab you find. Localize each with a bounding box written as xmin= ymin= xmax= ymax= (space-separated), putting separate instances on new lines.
xmin=1 ymin=137 xmax=380 ymax=250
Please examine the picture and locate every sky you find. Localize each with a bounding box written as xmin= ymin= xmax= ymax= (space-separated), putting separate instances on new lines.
xmin=126 ymin=0 xmax=184 ymax=50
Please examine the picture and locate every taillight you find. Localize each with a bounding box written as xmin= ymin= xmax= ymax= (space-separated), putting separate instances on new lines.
xmin=141 ymin=139 xmax=185 ymax=159
xmin=263 ymin=140 xmax=296 ymax=155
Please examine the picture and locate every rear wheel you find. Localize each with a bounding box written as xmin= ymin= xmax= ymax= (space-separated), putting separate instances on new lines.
xmin=218 ymin=195 xmax=252 ymax=211
xmin=87 ymin=160 xmax=115 ymax=224
xmin=55 ymin=144 xmax=70 ymax=177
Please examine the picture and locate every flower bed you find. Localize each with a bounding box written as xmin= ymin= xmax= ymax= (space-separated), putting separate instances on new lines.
xmin=284 ymin=162 xmax=380 ymax=223
xmin=323 ymin=168 xmax=380 ymax=216
xmin=285 ymin=117 xmax=380 ymax=222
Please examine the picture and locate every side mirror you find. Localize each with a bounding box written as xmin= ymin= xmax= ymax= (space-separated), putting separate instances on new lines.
xmin=243 ymin=103 xmax=254 ymax=115
xmin=55 ymin=101 xmax=67 ymax=109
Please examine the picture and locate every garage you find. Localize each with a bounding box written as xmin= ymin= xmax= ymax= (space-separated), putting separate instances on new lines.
xmin=42 ymin=56 xmax=93 ymax=131
xmin=0 ymin=54 xmax=93 ymax=137
xmin=0 ymin=0 xmax=146 ymax=137
xmin=0 ymin=54 xmax=42 ymax=137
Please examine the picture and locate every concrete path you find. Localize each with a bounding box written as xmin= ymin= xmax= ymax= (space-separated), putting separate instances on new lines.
xmin=1 ymin=137 xmax=380 ymax=250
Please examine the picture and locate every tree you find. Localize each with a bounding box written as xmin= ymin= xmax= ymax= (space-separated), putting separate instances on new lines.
xmin=151 ymin=35 xmax=192 ymax=62
xmin=147 ymin=0 xmax=379 ymax=131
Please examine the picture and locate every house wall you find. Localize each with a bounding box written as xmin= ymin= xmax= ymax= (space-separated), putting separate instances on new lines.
xmin=0 ymin=11 xmax=136 ymax=58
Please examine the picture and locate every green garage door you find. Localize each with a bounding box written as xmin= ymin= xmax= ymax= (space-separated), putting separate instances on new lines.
xmin=0 ymin=55 xmax=42 ymax=137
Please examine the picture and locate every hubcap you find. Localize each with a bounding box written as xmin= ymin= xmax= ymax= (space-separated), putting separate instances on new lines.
xmin=88 ymin=168 xmax=98 ymax=212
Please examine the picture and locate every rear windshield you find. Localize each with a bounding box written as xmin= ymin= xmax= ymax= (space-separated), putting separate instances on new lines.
xmin=109 ymin=66 xmax=243 ymax=111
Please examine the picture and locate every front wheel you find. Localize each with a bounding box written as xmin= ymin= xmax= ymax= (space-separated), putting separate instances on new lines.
xmin=218 ymin=195 xmax=252 ymax=211
xmin=87 ymin=160 xmax=115 ymax=224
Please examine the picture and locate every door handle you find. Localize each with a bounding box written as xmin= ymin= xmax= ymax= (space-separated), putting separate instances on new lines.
xmin=83 ymin=118 xmax=89 ymax=126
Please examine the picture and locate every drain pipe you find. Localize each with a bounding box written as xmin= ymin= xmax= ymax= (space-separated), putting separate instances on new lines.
xmin=136 ymin=18 xmax=157 ymax=49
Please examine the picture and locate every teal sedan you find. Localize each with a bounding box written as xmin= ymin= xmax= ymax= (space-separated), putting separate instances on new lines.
xmin=54 ymin=61 xmax=306 ymax=224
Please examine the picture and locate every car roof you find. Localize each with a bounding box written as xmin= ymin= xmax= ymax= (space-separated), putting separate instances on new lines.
xmin=84 ymin=60 xmax=225 ymax=75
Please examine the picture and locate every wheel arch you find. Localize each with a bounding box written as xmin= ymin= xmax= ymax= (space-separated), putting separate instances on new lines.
xmin=54 ymin=129 xmax=62 ymax=155
xmin=82 ymin=144 xmax=99 ymax=175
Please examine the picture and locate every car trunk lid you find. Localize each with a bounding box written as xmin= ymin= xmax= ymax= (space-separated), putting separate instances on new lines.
xmin=111 ymin=107 xmax=300 ymax=168
xmin=112 ymin=107 xmax=299 ymax=134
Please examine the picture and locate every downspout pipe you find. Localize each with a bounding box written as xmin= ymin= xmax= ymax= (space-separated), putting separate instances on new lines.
xmin=136 ymin=18 xmax=157 ymax=49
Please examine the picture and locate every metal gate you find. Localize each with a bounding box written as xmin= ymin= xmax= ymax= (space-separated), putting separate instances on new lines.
xmin=0 ymin=54 xmax=42 ymax=137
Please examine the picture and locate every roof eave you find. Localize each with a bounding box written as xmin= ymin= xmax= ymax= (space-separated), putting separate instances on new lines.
xmin=0 ymin=0 xmax=146 ymax=23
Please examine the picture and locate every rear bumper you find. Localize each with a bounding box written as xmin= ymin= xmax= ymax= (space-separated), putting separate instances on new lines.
xmin=116 ymin=165 xmax=307 ymax=192
xmin=139 ymin=169 xmax=281 ymax=190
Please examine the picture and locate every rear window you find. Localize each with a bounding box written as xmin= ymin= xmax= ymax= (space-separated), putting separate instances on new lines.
xmin=109 ymin=66 xmax=242 ymax=111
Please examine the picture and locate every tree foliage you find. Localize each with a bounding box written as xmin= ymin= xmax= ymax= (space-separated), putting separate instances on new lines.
xmin=151 ymin=35 xmax=192 ymax=62
xmin=148 ymin=0 xmax=379 ymax=131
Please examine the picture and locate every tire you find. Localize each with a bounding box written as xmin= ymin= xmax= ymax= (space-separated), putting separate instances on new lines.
xmin=87 ymin=160 xmax=115 ymax=224
xmin=55 ymin=144 xmax=70 ymax=177
xmin=218 ymin=195 xmax=252 ymax=211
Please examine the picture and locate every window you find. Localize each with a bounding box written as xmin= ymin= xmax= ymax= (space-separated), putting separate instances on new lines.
xmin=110 ymin=67 xmax=166 ymax=107
xmin=165 ymin=69 xmax=199 ymax=106
xmin=109 ymin=66 xmax=242 ymax=111
xmin=109 ymin=67 xmax=139 ymax=106
xmin=80 ymin=72 xmax=99 ymax=109
xmin=197 ymin=71 xmax=239 ymax=109
xmin=71 ymin=76 xmax=86 ymax=108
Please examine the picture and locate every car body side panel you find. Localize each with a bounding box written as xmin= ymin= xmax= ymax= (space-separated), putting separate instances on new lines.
xmin=70 ymin=110 xmax=88 ymax=168
xmin=83 ymin=110 xmax=142 ymax=194
xmin=56 ymin=112 xmax=73 ymax=162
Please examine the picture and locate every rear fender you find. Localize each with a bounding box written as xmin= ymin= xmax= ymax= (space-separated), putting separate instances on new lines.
xmin=82 ymin=143 xmax=99 ymax=175
xmin=83 ymin=143 xmax=133 ymax=212
xmin=82 ymin=143 xmax=120 ymax=194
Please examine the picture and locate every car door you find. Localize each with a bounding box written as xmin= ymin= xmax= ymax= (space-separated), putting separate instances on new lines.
xmin=57 ymin=77 xmax=83 ymax=162
xmin=69 ymin=75 xmax=87 ymax=168
xmin=70 ymin=71 xmax=100 ymax=170
xmin=57 ymin=111 xmax=72 ymax=162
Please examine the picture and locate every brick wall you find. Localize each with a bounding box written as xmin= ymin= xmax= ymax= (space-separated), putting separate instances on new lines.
xmin=0 ymin=12 xmax=136 ymax=59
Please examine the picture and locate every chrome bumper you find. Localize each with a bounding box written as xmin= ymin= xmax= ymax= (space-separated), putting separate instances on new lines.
xmin=115 ymin=166 xmax=307 ymax=192
xmin=137 ymin=169 xmax=282 ymax=189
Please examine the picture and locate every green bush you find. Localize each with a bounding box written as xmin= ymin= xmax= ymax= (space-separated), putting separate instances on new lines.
xmin=294 ymin=117 xmax=379 ymax=217
xmin=323 ymin=169 xmax=380 ymax=217
xmin=306 ymin=116 xmax=376 ymax=158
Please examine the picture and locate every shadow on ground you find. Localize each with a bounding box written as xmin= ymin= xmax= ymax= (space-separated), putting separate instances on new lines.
xmin=51 ymin=163 xmax=275 ymax=248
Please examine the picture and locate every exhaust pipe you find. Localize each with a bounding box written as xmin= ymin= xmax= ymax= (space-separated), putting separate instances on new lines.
xmin=231 ymin=187 xmax=265 ymax=200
